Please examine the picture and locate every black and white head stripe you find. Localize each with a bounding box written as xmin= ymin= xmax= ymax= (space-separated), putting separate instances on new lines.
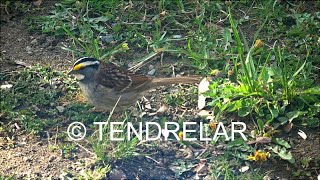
xmin=73 ymin=57 xmax=100 ymax=70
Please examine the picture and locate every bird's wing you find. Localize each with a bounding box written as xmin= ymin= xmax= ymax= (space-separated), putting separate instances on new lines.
xmin=96 ymin=62 xmax=152 ymax=93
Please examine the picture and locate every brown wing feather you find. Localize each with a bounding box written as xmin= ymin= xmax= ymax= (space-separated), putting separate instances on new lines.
xmin=95 ymin=61 xmax=152 ymax=92
xmin=125 ymin=73 xmax=152 ymax=92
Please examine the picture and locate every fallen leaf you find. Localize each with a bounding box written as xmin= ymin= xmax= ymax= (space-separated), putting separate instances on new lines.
xmin=197 ymin=110 xmax=211 ymax=117
xmin=198 ymin=95 xmax=206 ymax=110
xmin=298 ymin=129 xmax=307 ymax=140
xmin=247 ymin=136 xmax=271 ymax=145
xmin=159 ymin=11 xmax=166 ymax=17
xmin=198 ymin=77 xmax=210 ymax=109
xmin=56 ymin=106 xmax=65 ymax=113
xmin=14 ymin=60 xmax=28 ymax=67
xmin=283 ymin=122 xmax=293 ymax=133
xmin=193 ymin=159 xmax=207 ymax=174
xmin=239 ymin=166 xmax=249 ymax=173
xmin=0 ymin=84 xmax=13 ymax=89
xmin=156 ymin=105 xmax=168 ymax=115
xmin=144 ymin=103 xmax=152 ymax=110
xmin=161 ymin=129 xmax=169 ymax=139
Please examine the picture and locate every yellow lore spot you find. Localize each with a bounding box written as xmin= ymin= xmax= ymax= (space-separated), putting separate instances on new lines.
xmin=73 ymin=63 xmax=85 ymax=71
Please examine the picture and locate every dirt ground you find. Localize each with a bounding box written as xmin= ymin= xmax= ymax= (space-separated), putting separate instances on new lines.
xmin=0 ymin=1 xmax=319 ymax=179
xmin=0 ymin=1 xmax=194 ymax=179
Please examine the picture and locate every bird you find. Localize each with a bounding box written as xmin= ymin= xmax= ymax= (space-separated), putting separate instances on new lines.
xmin=68 ymin=57 xmax=200 ymax=112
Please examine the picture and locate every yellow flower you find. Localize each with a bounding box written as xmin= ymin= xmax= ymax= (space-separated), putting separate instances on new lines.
xmin=121 ymin=43 xmax=129 ymax=50
xmin=247 ymin=150 xmax=270 ymax=162
xmin=253 ymin=39 xmax=263 ymax=48
xmin=227 ymin=69 xmax=234 ymax=76
xmin=209 ymin=122 xmax=217 ymax=131
xmin=210 ymin=69 xmax=220 ymax=76
xmin=75 ymin=92 xmax=86 ymax=103
xmin=178 ymin=131 xmax=184 ymax=140
xmin=263 ymin=133 xmax=271 ymax=138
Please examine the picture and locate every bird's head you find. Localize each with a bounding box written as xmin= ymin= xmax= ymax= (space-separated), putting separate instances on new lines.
xmin=68 ymin=57 xmax=100 ymax=81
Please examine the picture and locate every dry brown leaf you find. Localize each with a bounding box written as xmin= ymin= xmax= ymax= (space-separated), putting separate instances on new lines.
xmin=247 ymin=136 xmax=271 ymax=145
xmin=156 ymin=105 xmax=168 ymax=115
xmin=283 ymin=122 xmax=293 ymax=133
xmin=193 ymin=159 xmax=208 ymax=176
xmin=239 ymin=166 xmax=249 ymax=173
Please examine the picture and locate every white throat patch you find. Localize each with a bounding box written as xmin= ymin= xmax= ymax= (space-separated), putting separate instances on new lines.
xmin=73 ymin=74 xmax=85 ymax=80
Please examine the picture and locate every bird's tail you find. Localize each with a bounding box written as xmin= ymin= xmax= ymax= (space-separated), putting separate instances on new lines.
xmin=150 ymin=76 xmax=200 ymax=87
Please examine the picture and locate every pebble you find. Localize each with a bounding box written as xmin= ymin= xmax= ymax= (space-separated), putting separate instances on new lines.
xmin=172 ymin=35 xmax=182 ymax=39
xmin=26 ymin=46 xmax=32 ymax=54
xmin=48 ymin=155 xmax=56 ymax=162
xmin=0 ymin=84 xmax=13 ymax=90
xmin=148 ymin=64 xmax=154 ymax=70
xmin=109 ymin=169 xmax=126 ymax=180
xmin=99 ymin=34 xmax=114 ymax=43
xmin=147 ymin=69 xmax=156 ymax=76
xmin=31 ymin=39 xmax=38 ymax=45
xmin=56 ymin=106 xmax=65 ymax=113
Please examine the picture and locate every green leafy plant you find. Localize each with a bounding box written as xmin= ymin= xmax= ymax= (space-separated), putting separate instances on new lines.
xmin=203 ymin=10 xmax=319 ymax=130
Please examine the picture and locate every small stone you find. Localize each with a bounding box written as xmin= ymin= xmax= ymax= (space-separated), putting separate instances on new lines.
xmin=48 ymin=155 xmax=55 ymax=162
xmin=148 ymin=65 xmax=154 ymax=70
xmin=26 ymin=46 xmax=32 ymax=54
xmin=99 ymin=34 xmax=114 ymax=43
xmin=156 ymin=105 xmax=168 ymax=115
xmin=31 ymin=39 xmax=38 ymax=45
xmin=0 ymin=84 xmax=13 ymax=90
xmin=109 ymin=169 xmax=126 ymax=180
xmin=23 ymin=156 xmax=31 ymax=162
xmin=56 ymin=106 xmax=65 ymax=113
xmin=198 ymin=110 xmax=211 ymax=117
xmin=172 ymin=35 xmax=182 ymax=39
xmin=145 ymin=103 xmax=152 ymax=110
xmin=147 ymin=69 xmax=156 ymax=76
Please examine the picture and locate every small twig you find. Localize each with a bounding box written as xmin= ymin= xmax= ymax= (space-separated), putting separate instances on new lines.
xmin=55 ymin=126 xmax=58 ymax=146
xmin=122 ymin=22 xmax=152 ymax=25
xmin=128 ymin=51 xmax=159 ymax=72
xmin=145 ymin=155 xmax=161 ymax=165
xmin=160 ymin=53 xmax=164 ymax=66
xmin=74 ymin=141 xmax=96 ymax=156
xmin=171 ymin=64 xmax=176 ymax=77
xmin=196 ymin=148 xmax=208 ymax=159
xmin=107 ymin=95 xmax=122 ymax=122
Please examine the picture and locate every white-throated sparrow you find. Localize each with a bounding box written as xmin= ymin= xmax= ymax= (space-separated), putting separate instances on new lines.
xmin=68 ymin=57 xmax=199 ymax=111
